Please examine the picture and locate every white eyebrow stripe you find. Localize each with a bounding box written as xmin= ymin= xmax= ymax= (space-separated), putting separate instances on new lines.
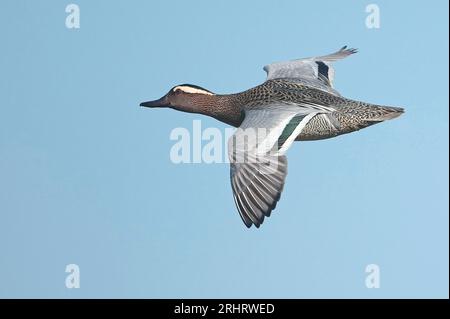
xmin=174 ymin=86 xmax=214 ymax=95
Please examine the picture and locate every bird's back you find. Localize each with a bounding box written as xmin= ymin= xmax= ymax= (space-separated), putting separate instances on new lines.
xmin=239 ymin=79 xmax=404 ymax=141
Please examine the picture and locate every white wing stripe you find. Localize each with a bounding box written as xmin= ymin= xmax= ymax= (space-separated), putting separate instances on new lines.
xmin=277 ymin=113 xmax=317 ymax=154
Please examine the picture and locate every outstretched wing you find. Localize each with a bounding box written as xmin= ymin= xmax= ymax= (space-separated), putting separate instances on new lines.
xmin=228 ymin=104 xmax=324 ymax=228
xmin=263 ymin=46 xmax=357 ymax=94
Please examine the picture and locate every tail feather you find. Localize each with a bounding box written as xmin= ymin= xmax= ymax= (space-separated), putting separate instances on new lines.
xmin=364 ymin=105 xmax=405 ymax=121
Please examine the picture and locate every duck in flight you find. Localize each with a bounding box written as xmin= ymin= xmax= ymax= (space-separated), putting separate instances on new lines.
xmin=140 ymin=46 xmax=404 ymax=228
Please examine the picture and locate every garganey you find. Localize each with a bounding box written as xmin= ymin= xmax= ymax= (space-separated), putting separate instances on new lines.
xmin=141 ymin=46 xmax=404 ymax=228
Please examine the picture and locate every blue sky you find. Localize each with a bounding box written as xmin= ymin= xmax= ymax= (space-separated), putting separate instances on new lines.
xmin=0 ymin=0 xmax=448 ymax=298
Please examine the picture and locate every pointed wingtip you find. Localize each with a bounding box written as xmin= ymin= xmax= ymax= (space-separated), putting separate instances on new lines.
xmin=341 ymin=46 xmax=358 ymax=54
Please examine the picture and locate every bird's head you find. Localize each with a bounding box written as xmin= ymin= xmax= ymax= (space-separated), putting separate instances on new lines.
xmin=140 ymin=84 xmax=215 ymax=114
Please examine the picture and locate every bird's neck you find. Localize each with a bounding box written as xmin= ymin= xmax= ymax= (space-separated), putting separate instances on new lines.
xmin=183 ymin=93 xmax=245 ymax=127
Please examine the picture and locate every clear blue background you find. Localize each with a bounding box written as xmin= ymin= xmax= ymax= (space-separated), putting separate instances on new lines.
xmin=0 ymin=0 xmax=448 ymax=298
